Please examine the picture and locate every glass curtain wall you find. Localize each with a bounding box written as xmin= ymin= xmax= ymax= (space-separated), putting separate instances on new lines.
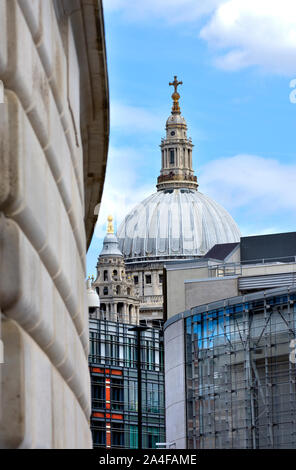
xmin=185 ymin=290 xmax=296 ymax=448
xmin=89 ymin=318 xmax=165 ymax=449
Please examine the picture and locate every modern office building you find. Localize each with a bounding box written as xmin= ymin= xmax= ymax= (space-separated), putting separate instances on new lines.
xmin=117 ymin=77 xmax=240 ymax=325
xmin=88 ymin=309 xmax=165 ymax=449
xmin=164 ymin=232 xmax=296 ymax=448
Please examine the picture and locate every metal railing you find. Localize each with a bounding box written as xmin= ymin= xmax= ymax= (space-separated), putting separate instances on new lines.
xmin=208 ymin=255 xmax=296 ymax=278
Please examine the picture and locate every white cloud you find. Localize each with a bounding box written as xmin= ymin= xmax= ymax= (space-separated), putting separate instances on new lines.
xmin=111 ymin=101 xmax=163 ymax=133
xmin=199 ymin=154 xmax=296 ymax=214
xmin=104 ymin=0 xmax=296 ymax=75
xmin=93 ymin=150 xmax=296 ymax=250
xmin=200 ymin=0 xmax=296 ymax=74
xmin=103 ymin=0 xmax=223 ymax=24
xmin=94 ymin=146 xmax=154 ymax=239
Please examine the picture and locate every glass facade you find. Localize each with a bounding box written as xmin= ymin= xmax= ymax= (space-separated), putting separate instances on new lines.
xmin=185 ymin=289 xmax=296 ymax=448
xmin=89 ymin=317 xmax=165 ymax=449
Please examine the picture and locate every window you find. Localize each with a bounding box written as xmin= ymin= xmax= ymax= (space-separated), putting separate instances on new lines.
xmin=145 ymin=274 xmax=152 ymax=284
xmin=169 ymin=149 xmax=174 ymax=165
xmin=128 ymin=380 xmax=137 ymax=411
xmin=116 ymin=285 xmax=120 ymax=295
xmin=92 ymin=377 xmax=105 ymax=409
xmin=89 ymin=331 xmax=100 ymax=360
xmin=142 ymin=339 xmax=155 ymax=370
xmin=92 ymin=428 xmax=106 ymax=447
xmin=127 ymin=287 xmax=131 ymax=296
xmin=159 ymin=274 xmax=163 ymax=284
xmin=125 ymin=338 xmax=136 ymax=369
xmin=134 ymin=275 xmax=139 ymax=285
xmin=96 ymin=287 xmax=100 ymax=295
xmin=129 ymin=425 xmax=138 ymax=449
xmin=147 ymin=427 xmax=160 ymax=449
xmin=112 ymin=423 xmax=124 ymax=447
xmin=112 ymin=270 xmax=118 ymax=280
xmin=104 ymin=270 xmax=108 ymax=281
xmin=103 ymin=286 xmax=108 ymax=296
xmin=147 ymin=383 xmax=159 ymax=413
xmin=111 ymin=378 xmax=124 ymax=410
xmin=105 ymin=334 xmax=119 ymax=365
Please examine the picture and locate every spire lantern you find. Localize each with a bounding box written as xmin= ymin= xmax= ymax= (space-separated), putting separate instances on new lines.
xmin=156 ymin=77 xmax=198 ymax=192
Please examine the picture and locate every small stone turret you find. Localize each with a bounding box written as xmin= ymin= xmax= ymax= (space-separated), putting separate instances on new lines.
xmin=92 ymin=216 xmax=140 ymax=324
xmin=157 ymin=76 xmax=198 ymax=191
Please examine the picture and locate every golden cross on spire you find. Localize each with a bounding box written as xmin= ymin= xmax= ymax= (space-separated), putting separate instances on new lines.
xmin=169 ymin=76 xmax=183 ymax=94
xmin=169 ymin=76 xmax=183 ymax=114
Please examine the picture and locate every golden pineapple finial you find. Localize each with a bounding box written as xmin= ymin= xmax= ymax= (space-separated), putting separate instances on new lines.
xmin=107 ymin=215 xmax=114 ymax=234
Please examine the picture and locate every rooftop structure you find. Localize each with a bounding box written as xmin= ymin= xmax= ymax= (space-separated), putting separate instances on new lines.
xmin=163 ymin=232 xmax=296 ymax=448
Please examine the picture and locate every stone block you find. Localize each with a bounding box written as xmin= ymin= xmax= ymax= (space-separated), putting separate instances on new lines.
xmin=18 ymin=0 xmax=68 ymax=116
xmin=0 ymin=2 xmax=85 ymax=253
xmin=0 ymin=218 xmax=90 ymax=419
xmin=0 ymin=319 xmax=25 ymax=449
xmin=51 ymin=367 xmax=65 ymax=449
xmin=75 ymin=399 xmax=92 ymax=449
xmin=63 ymin=379 xmax=76 ymax=449
xmin=0 ymin=318 xmax=53 ymax=449
xmin=0 ymin=91 xmax=86 ymax=345
xmin=68 ymin=23 xmax=81 ymax=147
xmin=17 ymin=0 xmax=40 ymax=39
xmin=0 ymin=0 xmax=8 ymax=75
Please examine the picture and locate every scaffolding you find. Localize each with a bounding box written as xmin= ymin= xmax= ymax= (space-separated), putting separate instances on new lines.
xmin=185 ymin=288 xmax=296 ymax=448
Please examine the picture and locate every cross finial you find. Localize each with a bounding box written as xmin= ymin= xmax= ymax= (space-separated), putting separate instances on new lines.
xmin=169 ymin=76 xmax=183 ymax=114
xmin=169 ymin=76 xmax=183 ymax=94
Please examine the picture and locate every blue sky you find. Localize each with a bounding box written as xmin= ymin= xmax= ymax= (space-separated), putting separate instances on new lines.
xmin=87 ymin=0 xmax=296 ymax=277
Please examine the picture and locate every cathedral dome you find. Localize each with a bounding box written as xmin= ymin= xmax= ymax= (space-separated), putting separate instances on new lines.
xmin=86 ymin=280 xmax=100 ymax=308
xmin=117 ymin=188 xmax=241 ymax=261
xmin=99 ymin=216 xmax=123 ymax=257
xmin=117 ymin=76 xmax=241 ymax=263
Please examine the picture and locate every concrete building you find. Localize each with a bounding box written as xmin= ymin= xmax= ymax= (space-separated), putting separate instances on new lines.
xmin=164 ymin=232 xmax=296 ymax=448
xmin=0 ymin=0 xmax=109 ymax=448
xmin=117 ymin=77 xmax=240 ymax=325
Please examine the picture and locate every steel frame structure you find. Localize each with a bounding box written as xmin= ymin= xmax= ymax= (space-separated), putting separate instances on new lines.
xmin=185 ymin=288 xmax=296 ymax=448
